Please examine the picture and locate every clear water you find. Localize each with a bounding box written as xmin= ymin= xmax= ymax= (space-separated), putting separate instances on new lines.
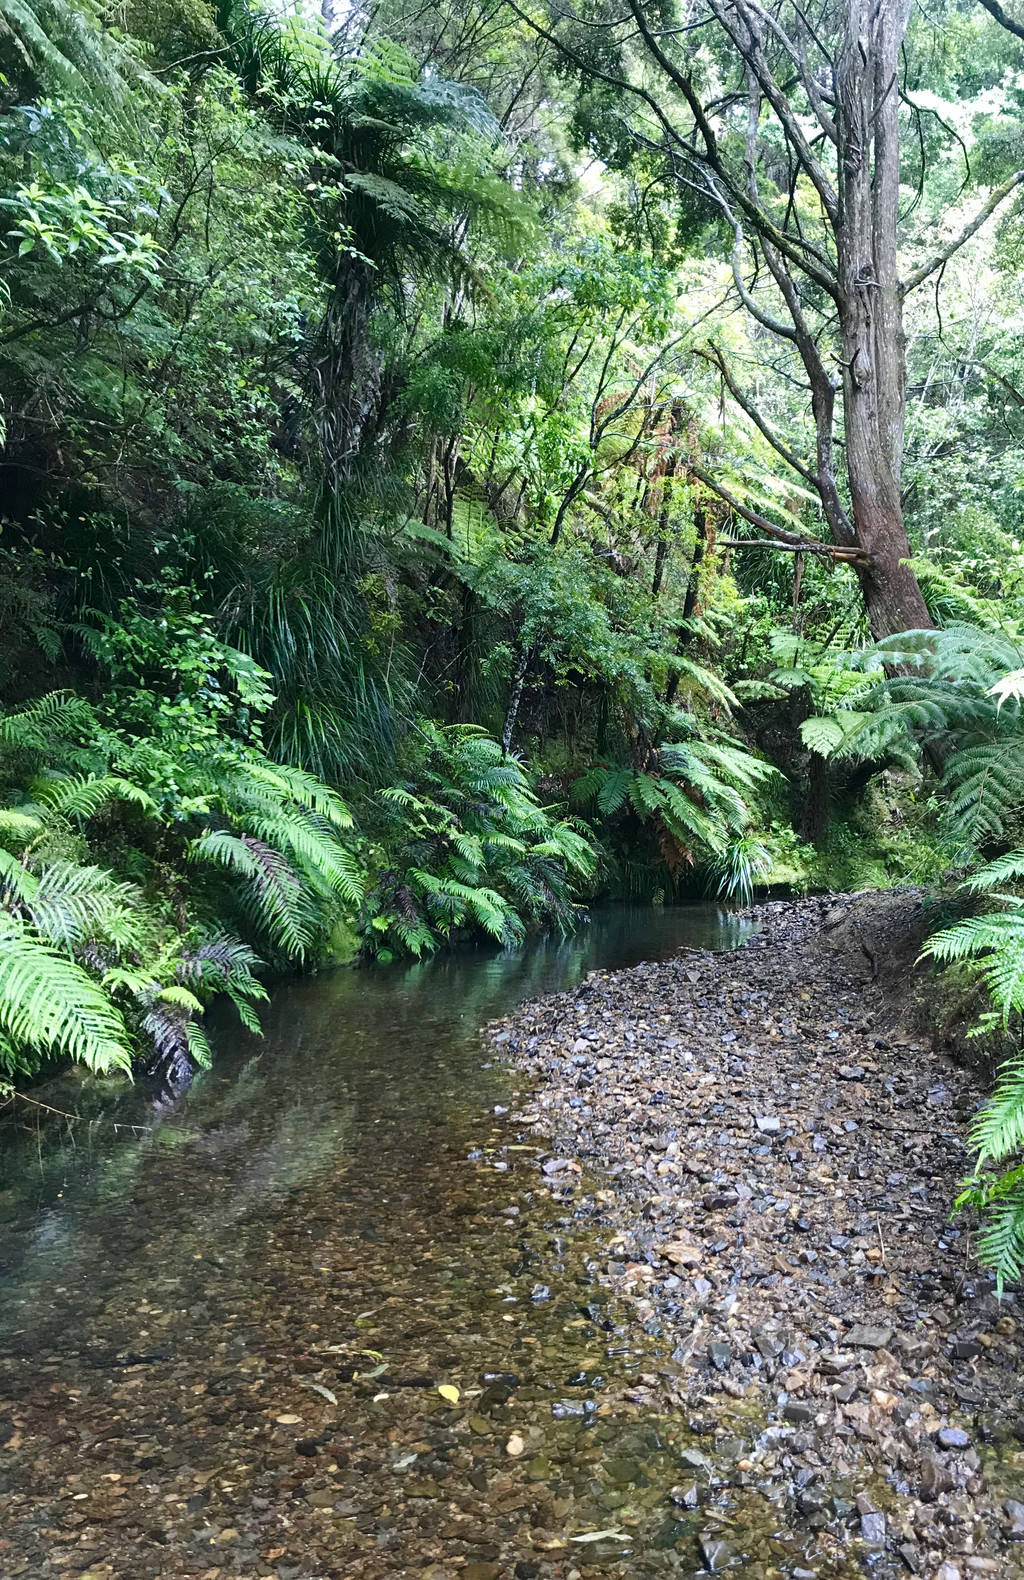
xmin=0 ymin=904 xmax=885 ymax=1580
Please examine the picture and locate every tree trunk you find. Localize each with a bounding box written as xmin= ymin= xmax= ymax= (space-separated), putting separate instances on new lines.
xmin=501 ymin=642 xmax=531 ymax=756
xmin=665 ymin=505 xmax=707 ymax=706
xmin=836 ymin=0 xmax=932 ymax=639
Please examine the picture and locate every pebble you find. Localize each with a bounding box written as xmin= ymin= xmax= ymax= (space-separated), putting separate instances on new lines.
xmin=845 ymin=1323 xmax=892 ymax=1349
xmin=938 ymin=1425 xmax=970 ymax=1449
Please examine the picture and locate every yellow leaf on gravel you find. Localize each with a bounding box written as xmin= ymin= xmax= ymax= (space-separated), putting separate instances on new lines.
xmin=437 ymin=1384 xmax=460 ymax=1404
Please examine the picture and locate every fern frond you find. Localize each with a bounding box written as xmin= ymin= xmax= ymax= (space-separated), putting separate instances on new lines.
xmin=0 ymin=913 xmax=132 ymax=1073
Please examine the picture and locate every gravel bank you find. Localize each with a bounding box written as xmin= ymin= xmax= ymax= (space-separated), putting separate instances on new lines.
xmin=493 ymin=893 xmax=1024 ymax=1578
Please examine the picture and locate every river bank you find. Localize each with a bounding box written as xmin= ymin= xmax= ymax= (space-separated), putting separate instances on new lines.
xmin=491 ymin=892 xmax=1024 ymax=1578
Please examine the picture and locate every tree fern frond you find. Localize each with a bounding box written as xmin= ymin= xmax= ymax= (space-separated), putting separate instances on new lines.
xmin=36 ymin=774 xmax=158 ymax=821
xmin=0 ymin=913 xmax=132 ymax=1073
xmin=190 ymin=831 xmax=315 ymax=960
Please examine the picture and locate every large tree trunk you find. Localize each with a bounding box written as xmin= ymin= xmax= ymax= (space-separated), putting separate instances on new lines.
xmin=836 ymin=0 xmax=932 ymax=639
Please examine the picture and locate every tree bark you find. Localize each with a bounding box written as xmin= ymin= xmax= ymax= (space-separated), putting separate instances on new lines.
xmin=501 ymin=642 xmax=531 ymax=756
xmin=835 ymin=0 xmax=932 ymax=638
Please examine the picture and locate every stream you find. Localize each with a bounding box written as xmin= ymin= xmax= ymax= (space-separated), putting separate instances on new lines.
xmin=0 ymin=905 xmax=908 ymax=1580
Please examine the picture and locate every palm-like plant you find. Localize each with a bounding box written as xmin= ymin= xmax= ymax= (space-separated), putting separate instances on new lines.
xmin=0 ymin=0 xmax=151 ymax=112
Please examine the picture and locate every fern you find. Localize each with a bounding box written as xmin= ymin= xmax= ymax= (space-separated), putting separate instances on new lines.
xmin=0 ymin=912 xmax=132 ymax=1075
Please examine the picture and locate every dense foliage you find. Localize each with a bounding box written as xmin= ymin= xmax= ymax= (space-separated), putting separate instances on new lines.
xmin=11 ymin=0 xmax=1024 ymax=1273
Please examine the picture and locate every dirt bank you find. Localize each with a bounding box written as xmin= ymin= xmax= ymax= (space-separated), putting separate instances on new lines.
xmin=493 ymin=892 xmax=1024 ymax=1579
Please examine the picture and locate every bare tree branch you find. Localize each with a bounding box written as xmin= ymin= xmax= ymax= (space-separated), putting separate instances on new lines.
xmin=718 ymin=535 xmax=868 ymax=561
xmin=978 ymin=0 xmax=1024 ymax=43
xmin=901 ymin=169 xmax=1024 ymax=294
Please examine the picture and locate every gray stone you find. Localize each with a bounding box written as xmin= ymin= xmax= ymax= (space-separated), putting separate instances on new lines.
xmin=708 ymin=1342 xmax=732 ymax=1372
xmin=698 ymin=1533 xmax=732 ymax=1571
xmin=755 ymin=1114 xmax=781 ymax=1133
xmin=859 ymin=1511 xmax=886 ymax=1548
xmin=1005 ymin=1498 xmax=1024 ymax=1539
xmin=839 ymin=1066 xmax=865 ymax=1080
xmin=919 ymin=1455 xmax=953 ymax=1501
xmin=845 ymin=1323 xmax=893 ymax=1349
xmin=937 ymin=1425 xmax=970 ymax=1450
xmin=783 ymin=1401 xmax=816 ymax=1425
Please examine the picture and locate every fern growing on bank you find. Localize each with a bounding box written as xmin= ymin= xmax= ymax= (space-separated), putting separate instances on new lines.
xmin=923 ymin=853 xmax=1024 ymax=1287
xmin=0 ymin=612 xmax=600 ymax=1079
xmin=572 ymin=730 xmax=778 ymax=900
xmin=361 ymin=722 xmax=596 ymax=958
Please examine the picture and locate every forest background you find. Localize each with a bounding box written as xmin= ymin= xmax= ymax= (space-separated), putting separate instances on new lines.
xmin=10 ymin=0 xmax=1024 ymax=1270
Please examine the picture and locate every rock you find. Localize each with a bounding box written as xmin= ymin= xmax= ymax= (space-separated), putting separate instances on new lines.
xmin=755 ymin=1114 xmax=781 ymax=1133
xmin=679 ymin=1448 xmax=712 ymax=1470
xmin=854 ymin=1492 xmax=879 ymax=1516
xmin=898 ymin=1543 xmax=922 ymax=1573
xmin=661 ymin=1240 xmax=702 ymax=1268
xmin=1005 ymin=1498 xmax=1024 ymax=1539
xmin=845 ymin=1323 xmax=893 ymax=1349
xmin=462 ymin=1565 xmax=501 ymax=1580
xmin=698 ymin=1532 xmax=732 ymax=1570
xmin=708 ymin=1342 xmax=732 ymax=1371
xmin=934 ymin=1566 xmax=960 ymax=1580
xmin=839 ymin=1066 xmax=865 ymax=1080
xmin=783 ymin=1401 xmax=816 ymax=1425
xmin=919 ymin=1456 xmax=953 ymax=1501
xmin=859 ymin=1511 xmax=886 ymax=1547
xmin=937 ymin=1425 xmax=970 ymax=1449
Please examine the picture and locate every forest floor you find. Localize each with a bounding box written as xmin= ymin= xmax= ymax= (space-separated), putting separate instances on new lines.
xmin=494 ymin=892 xmax=1024 ymax=1579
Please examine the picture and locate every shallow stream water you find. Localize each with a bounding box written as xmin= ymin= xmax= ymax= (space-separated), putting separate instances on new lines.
xmin=0 ymin=905 xmax=903 ymax=1579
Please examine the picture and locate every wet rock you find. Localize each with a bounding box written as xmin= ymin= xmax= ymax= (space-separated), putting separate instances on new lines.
xmin=755 ymin=1115 xmax=780 ymax=1134
xmin=698 ymin=1531 xmax=732 ymax=1570
xmin=859 ymin=1510 xmax=886 ymax=1547
xmin=708 ymin=1342 xmax=732 ymax=1371
xmin=919 ymin=1455 xmax=954 ymax=1501
xmin=783 ymin=1401 xmax=816 ymax=1425
xmin=1005 ymin=1498 xmax=1024 ymax=1538
xmin=937 ymin=1425 xmax=970 ymax=1449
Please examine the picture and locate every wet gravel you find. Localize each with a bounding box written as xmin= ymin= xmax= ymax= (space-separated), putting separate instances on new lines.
xmin=490 ymin=894 xmax=1024 ymax=1579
